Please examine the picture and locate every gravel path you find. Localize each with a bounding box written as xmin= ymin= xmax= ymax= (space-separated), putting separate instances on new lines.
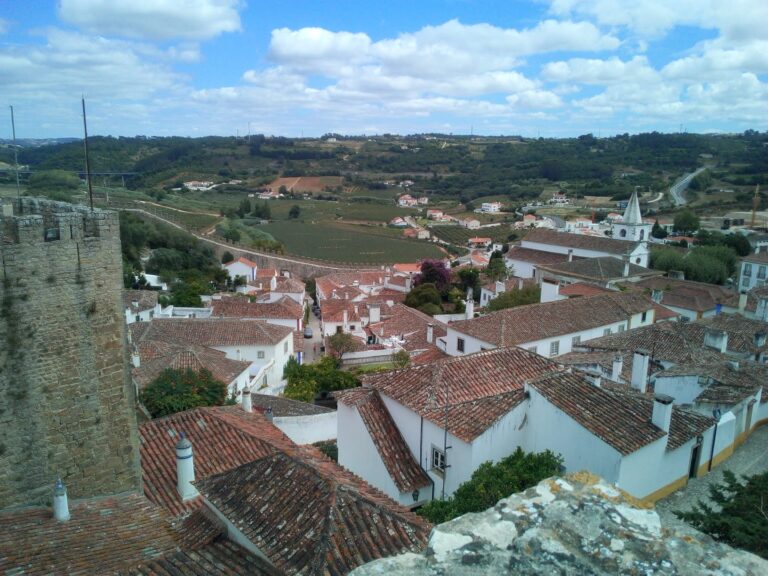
xmin=656 ymin=425 xmax=768 ymax=530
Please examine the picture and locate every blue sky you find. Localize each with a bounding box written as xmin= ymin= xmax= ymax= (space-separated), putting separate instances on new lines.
xmin=1 ymin=1 xmax=766 ymax=138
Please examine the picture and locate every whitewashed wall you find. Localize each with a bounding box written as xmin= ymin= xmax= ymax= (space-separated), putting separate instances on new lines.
xmin=274 ymin=411 xmax=337 ymax=444
xmin=214 ymin=333 xmax=292 ymax=388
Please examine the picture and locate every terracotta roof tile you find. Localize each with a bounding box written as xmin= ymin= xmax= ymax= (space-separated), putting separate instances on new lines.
xmin=450 ymin=292 xmax=654 ymax=348
xmin=558 ymin=282 xmax=614 ymax=298
xmin=337 ymin=388 xmax=430 ymax=492
xmin=539 ymin=256 xmax=660 ymax=282
xmin=194 ymin=447 xmax=431 ymax=576
xmin=657 ymin=359 xmax=767 ymax=405
xmin=620 ymin=277 xmax=739 ymax=312
xmin=363 ymin=347 xmax=561 ymax=442
xmin=211 ymin=296 xmax=303 ymax=321
xmin=523 ymin=228 xmax=640 ymax=254
xmin=250 ymin=392 xmax=333 ymax=417
xmin=123 ymin=289 xmax=159 ymax=313
xmin=130 ymin=318 xmax=293 ymax=348
xmin=139 ymin=406 xmax=296 ymax=517
xmin=505 ymin=246 xmax=573 ymax=265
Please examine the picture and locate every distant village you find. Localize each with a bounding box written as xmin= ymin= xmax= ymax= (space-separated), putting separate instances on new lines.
xmin=3 ymin=191 xmax=768 ymax=574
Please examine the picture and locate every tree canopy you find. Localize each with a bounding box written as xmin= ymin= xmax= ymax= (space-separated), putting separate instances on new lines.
xmin=139 ymin=368 xmax=228 ymax=418
xmin=418 ymin=448 xmax=563 ymax=524
xmin=414 ymin=259 xmax=451 ymax=293
xmin=673 ymin=210 xmax=701 ymax=235
xmin=486 ymin=284 xmax=540 ymax=312
xmin=485 ymin=251 xmax=508 ymax=282
xmin=404 ymin=282 xmax=443 ymax=315
xmin=675 ymin=470 xmax=768 ymax=559
xmin=282 ymin=356 xmax=359 ymax=402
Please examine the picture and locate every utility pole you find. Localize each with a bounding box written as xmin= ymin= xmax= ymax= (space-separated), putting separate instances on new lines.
xmin=81 ymin=98 xmax=94 ymax=211
xmin=9 ymin=106 xmax=21 ymax=201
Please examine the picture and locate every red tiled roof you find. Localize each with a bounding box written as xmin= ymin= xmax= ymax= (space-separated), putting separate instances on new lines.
xmin=558 ymin=282 xmax=614 ymax=298
xmin=139 ymin=406 xmax=296 ymax=517
xmin=531 ymin=372 xmax=714 ymax=454
xmin=620 ymin=277 xmax=739 ymax=313
xmin=123 ymin=289 xmax=158 ymax=313
xmin=337 ymin=388 xmax=430 ymax=493
xmin=194 ymin=446 xmax=431 ymax=576
xmin=228 ymin=256 xmax=259 ymax=268
xmin=538 ymin=256 xmax=660 ymax=282
xmin=256 ymin=267 xmax=278 ymax=277
xmin=366 ymin=303 xmax=447 ymax=356
xmin=522 ymin=228 xmax=640 ymax=254
xmin=450 ymin=292 xmax=654 ymax=348
xmin=319 ymin=299 xmax=363 ymax=323
xmin=363 ymin=347 xmax=561 ymax=442
xmin=0 ymin=493 xmax=180 ymax=576
xmin=315 ymin=271 xmax=384 ymax=300
xmin=393 ymin=263 xmax=422 ymax=274
xmin=505 ymin=245 xmax=573 ymax=265
xmin=130 ymin=318 xmax=293 ymax=348
xmin=653 ymin=303 xmax=680 ymax=321
xmin=132 ymin=343 xmax=250 ymax=389
xmin=211 ymin=296 xmax=303 ymax=320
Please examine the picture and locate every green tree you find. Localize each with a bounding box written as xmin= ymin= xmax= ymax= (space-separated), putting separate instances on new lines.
xmin=221 ymin=250 xmax=235 ymax=264
xmin=486 ymin=284 xmax=540 ymax=311
xmin=392 ymin=349 xmax=411 ymax=369
xmin=404 ymin=282 xmax=443 ymax=311
xmin=414 ymin=259 xmax=451 ymax=293
xmin=288 ymin=204 xmax=301 ymax=219
xmin=327 ymin=332 xmax=357 ymax=361
xmin=651 ymin=220 xmax=668 ymax=239
xmin=456 ymin=268 xmax=480 ymax=293
xmin=486 ymin=251 xmax=507 ymax=282
xmin=675 ymin=470 xmax=768 ymax=559
xmin=673 ymin=210 xmax=700 ymax=235
xmin=27 ymin=169 xmax=81 ymax=202
xmin=283 ymin=376 xmax=317 ymax=402
xmin=139 ymin=368 xmax=227 ymax=418
xmin=236 ymin=197 xmax=252 ymax=218
xmin=418 ymin=448 xmax=563 ymax=524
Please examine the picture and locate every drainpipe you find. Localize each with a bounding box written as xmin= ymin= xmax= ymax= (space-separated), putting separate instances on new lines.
xmin=708 ymin=408 xmax=722 ymax=472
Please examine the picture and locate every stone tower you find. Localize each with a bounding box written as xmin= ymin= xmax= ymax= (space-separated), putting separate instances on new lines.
xmin=612 ymin=190 xmax=652 ymax=242
xmin=0 ymin=198 xmax=141 ymax=508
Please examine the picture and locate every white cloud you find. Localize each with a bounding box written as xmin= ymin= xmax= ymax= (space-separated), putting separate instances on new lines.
xmin=58 ymin=0 xmax=242 ymax=41
xmin=542 ymin=56 xmax=658 ymax=85
xmin=0 ymin=18 xmax=9 ymax=35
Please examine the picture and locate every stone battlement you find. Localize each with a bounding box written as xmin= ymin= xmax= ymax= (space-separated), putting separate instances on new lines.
xmin=1 ymin=197 xmax=118 ymax=246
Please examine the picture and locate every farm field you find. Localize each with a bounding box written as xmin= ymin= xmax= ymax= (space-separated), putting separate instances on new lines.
xmin=267 ymin=198 xmax=415 ymax=223
xmin=256 ymin=221 xmax=444 ymax=264
xmin=430 ymin=224 xmax=512 ymax=246
xmin=268 ymin=176 xmax=343 ymax=193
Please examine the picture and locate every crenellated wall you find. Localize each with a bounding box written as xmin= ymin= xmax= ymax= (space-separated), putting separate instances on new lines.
xmin=0 ymin=198 xmax=141 ymax=508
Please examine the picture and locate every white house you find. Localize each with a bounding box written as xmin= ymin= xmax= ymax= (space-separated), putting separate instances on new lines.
xmin=123 ymin=289 xmax=160 ymax=324
xmin=504 ymin=245 xmax=572 ymax=279
xmin=444 ymin=291 xmax=655 ymax=358
xmin=129 ymin=318 xmax=294 ymax=394
xmin=479 ymin=277 xmax=533 ymax=307
xmin=211 ymin=296 xmax=304 ymax=331
xmin=520 ymin=228 xmax=650 ymax=267
xmin=479 ymin=202 xmax=502 ymax=213
xmin=337 ymin=347 xmax=717 ymax=505
xmin=738 ymin=249 xmax=768 ymax=292
xmin=224 ymin=256 xmax=259 ymax=282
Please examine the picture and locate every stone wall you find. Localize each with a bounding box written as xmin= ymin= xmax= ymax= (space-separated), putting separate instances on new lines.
xmin=0 ymin=198 xmax=141 ymax=508
xmin=351 ymin=472 xmax=768 ymax=575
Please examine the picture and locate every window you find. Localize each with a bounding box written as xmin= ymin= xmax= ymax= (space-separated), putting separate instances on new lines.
xmin=744 ymin=263 xmax=752 ymax=278
xmin=336 ymin=326 xmax=343 ymax=334
xmin=549 ymin=341 xmax=559 ymax=357
xmin=457 ymin=338 xmax=465 ymax=353
xmin=284 ymin=341 xmax=288 ymax=353
xmin=639 ymin=229 xmax=645 ymax=240
xmin=527 ymin=346 xmax=537 ymax=353
xmin=431 ymin=446 xmax=446 ymax=475
xmin=603 ymin=328 xmax=611 ymax=336
xmin=618 ymin=324 xmax=626 ymax=332
xmin=759 ymin=266 xmax=766 ymax=280
xmin=257 ymin=351 xmax=265 ymax=359
xmin=641 ymin=311 xmax=648 ymax=322
xmin=571 ymin=335 xmax=581 ymax=347
xmin=620 ymin=228 xmax=627 ymax=238
xmin=350 ymin=325 xmax=356 ymax=330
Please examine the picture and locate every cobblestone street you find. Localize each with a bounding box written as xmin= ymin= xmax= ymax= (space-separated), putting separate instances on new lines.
xmin=656 ymin=425 xmax=768 ymax=530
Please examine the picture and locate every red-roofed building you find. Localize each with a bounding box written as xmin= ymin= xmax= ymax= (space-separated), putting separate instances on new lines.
xmin=224 ymin=256 xmax=259 ymax=281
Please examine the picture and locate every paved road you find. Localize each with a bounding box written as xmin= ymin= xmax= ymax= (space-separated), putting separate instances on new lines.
xmin=656 ymin=425 xmax=768 ymax=530
xmin=301 ymin=307 xmax=325 ymax=364
xmin=669 ymin=167 xmax=707 ymax=206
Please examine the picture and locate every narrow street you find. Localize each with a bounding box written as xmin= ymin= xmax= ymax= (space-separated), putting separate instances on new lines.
xmin=655 ymin=425 xmax=768 ymax=530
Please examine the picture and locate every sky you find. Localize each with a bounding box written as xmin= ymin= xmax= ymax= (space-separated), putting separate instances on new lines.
xmin=1 ymin=0 xmax=767 ymax=139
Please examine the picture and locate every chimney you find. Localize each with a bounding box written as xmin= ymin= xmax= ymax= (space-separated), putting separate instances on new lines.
xmin=175 ymin=432 xmax=199 ymax=501
xmin=343 ymin=309 xmax=349 ymax=329
xmin=427 ymin=323 xmax=434 ymax=344
xmin=518 ymin=277 xmax=524 ymax=290
xmin=757 ymin=297 xmax=768 ymax=321
xmin=754 ymin=332 xmax=766 ymax=348
xmin=270 ymin=275 xmax=277 ymax=291
xmin=53 ymin=478 xmax=70 ymax=522
xmin=405 ymin=277 xmax=412 ymax=291
xmin=623 ymin=257 xmax=630 ymax=278
xmin=353 ymin=304 xmax=359 ymax=316
xmin=384 ymin=275 xmax=391 ymax=286
xmin=704 ymin=328 xmax=728 ymax=353
xmin=651 ymin=394 xmax=674 ymax=433
xmin=369 ymin=304 xmax=381 ymax=324
xmin=611 ymin=355 xmax=623 ymax=382
xmin=265 ymin=406 xmax=274 ymax=423
xmin=465 ymin=289 xmax=475 ymax=319
xmin=651 ymin=289 xmax=663 ymax=304
xmin=630 ymin=349 xmax=650 ymax=393
xmin=738 ymin=293 xmax=748 ymax=312
xmin=668 ymin=270 xmax=685 ymax=280
xmin=495 ymin=280 xmax=505 ymax=294
xmin=567 ymin=249 xmax=573 ymax=262
xmin=241 ymin=386 xmax=252 ymax=413
xmin=584 ymin=370 xmax=602 ymax=388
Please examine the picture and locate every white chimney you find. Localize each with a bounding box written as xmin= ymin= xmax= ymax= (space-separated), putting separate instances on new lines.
xmin=270 ymin=276 xmax=277 ymax=291
xmin=343 ymin=309 xmax=349 ymax=330
xmin=264 ymin=406 xmax=274 ymax=423
xmin=630 ymin=350 xmax=650 ymax=393
xmin=611 ymin=355 xmax=623 ymax=382
xmin=176 ymin=432 xmax=199 ymax=501
xmin=651 ymin=289 xmax=663 ymax=304
xmin=241 ymin=386 xmax=252 ymax=413
xmin=53 ymin=478 xmax=70 ymax=522
xmin=652 ymin=394 xmax=674 ymax=433
xmin=584 ymin=370 xmax=602 ymax=388
xmin=623 ymin=257 xmax=630 ymax=278
xmin=567 ymin=249 xmax=573 ymax=262
xmin=465 ymin=289 xmax=475 ymax=319
xmin=495 ymin=280 xmax=505 ymax=294
xmin=704 ymin=328 xmax=728 ymax=353
xmin=369 ymin=304 xmax=381 ymax=324
xmin=405 ymin=277 xmax=412 ymax=291
xmin=518 ymin=277 xmax=524 ymax=290
xmin=738 ymin=293 xmax=748 ymax=312
xmin=427 ymin=323 xmax=434 ymax=343
xmin=757 ymin=297 xmax=768 ymax=321
xmin=353 ymin=304 xmax=359 ymax=316
xmin=754 ymin=332 xmax=767 ymax=348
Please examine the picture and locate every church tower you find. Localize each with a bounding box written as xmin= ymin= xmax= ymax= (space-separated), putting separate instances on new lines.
xmin=612 ymin=190 xmax=652 ymax=242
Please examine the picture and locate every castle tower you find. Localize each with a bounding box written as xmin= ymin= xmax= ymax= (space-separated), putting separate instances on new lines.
xmin=612 ymin=190 xmax=652 ymax=242
xmin=0 ymin=198 xmax=141 ymax=507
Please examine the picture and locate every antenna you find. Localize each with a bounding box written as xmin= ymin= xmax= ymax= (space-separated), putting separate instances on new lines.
xmin=81 ymin=98 xmax=94 ymax=211
xmin=9 ymin=106 xmax=22 ymax=202
xmin=751 ymin=184 xmax=760 ymax=230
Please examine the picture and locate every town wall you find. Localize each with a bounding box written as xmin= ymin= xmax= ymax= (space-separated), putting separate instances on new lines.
xmin=0 ymin=197 xmax=141 ymax=507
